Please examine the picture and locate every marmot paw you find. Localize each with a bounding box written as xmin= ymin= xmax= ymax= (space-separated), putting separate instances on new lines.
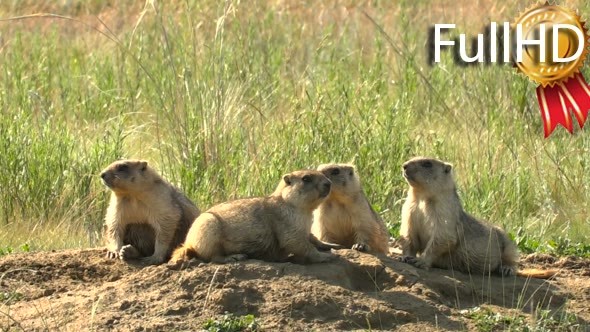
xmin=500 ymin=265 xmax=516 ymax=277
xmin=413 ymin=258 xmax=431 ymax=270
xmin=106 ymin=250 xmax=119 ymax=259
xmin=167 ymin=257 xmax=202 ymax=270
xmin=119 ymin=245 xmax=141 ymax=261
xmin=224 ymin=254 xmax=248 ymax=263
xmin=167 ymin=258 xmax=183 ymax=270
xmin=399 ymin=255 xmax=418 ymax=264
xmin=313 ymin=251 xmax=335 ymax=263
xmin=140 ymin=255 xmax=165 ymax=265
xmin=352 ymin=243 xmax=369 ymax=252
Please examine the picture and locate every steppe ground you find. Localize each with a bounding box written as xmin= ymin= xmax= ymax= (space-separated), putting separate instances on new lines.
xmin=1 ymin=0 xmax=589 ymax=330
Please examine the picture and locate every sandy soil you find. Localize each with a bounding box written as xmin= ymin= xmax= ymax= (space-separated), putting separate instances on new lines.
xmin=0 ymin=249 xmax=588 ymax=331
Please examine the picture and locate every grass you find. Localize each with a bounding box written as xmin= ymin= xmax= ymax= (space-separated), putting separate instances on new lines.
xmin=203 ymin=312 xmax=258 ymax=332
xmin=0 ymin=244 xmax=29 ymax=256
xmin=0 ymin=291 xmax=23 ymax=306
xmin=0 ymin=0 xmax=589 ymax=254
xmin=461 ymin=306 xmax=581 ymax=332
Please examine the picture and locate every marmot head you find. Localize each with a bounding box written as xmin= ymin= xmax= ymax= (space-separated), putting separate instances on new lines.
xmin=100 ymin=159 xmax=159 ymax=195
xmin=274 ymin=170 xmax=332 ymax=211
xmin=402 ymin=157 xmax=455 ymax=195
xmin=317 ymin=163 xmax=361 ymax=200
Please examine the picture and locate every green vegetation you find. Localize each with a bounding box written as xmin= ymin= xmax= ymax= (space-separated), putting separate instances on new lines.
xmin=203 ymin=313 xmax=258 ymax=332
xmin=0 ymin=291 xmax=23 ymax=305
xmin=0 ymin=244 xmax=30 ymax=256
xmin=461 ymin=306 xmax=581 ymax=332
xmin=0 ymin=0 xmax=589 ymax=253
xmin=462 ymin=306 xmax=527 ymax=332
xmin=514 ymin=230 xmax=590 ymax=258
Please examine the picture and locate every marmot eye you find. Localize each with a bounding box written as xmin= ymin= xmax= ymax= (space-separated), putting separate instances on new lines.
xmin=302 ymin=175 xmax=312 ymax=183
xmin=421 ymin=161 xmax=433 ymax=168
xmin=117 ymin=164 xmax=129 ymax=172
xmin=330 ymin=169 xmax=340 ymax=176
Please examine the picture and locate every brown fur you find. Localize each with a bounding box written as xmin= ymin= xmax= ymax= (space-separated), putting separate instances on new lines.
xmin=169 ymin=170 xmax=336 ymax=267
xmin=312 ymin=163 xmax=390 ymax=254
xmin=101 ymin=159 xmax=200 ymax=265
xmin=398 ymin=157 xmax=519 ymax=276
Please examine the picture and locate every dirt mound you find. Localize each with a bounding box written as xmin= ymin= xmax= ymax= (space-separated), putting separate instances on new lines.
xmin=1 ymin=249 xmax=588 ymax=331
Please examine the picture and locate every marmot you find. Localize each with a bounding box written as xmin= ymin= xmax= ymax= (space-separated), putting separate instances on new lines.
xmin=398 ymin=157 xmax=556 ymax=279
xmin=311 ymin=163 xmax=390 ymax=254
xmin=169 ymin=170 xmax=336 ymax=267
xmin=101 ymin=159 xmax=200 ymax=265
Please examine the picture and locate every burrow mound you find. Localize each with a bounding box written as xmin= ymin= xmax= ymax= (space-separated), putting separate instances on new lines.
xmin=1 ymin=248 xmax=587 ymax=331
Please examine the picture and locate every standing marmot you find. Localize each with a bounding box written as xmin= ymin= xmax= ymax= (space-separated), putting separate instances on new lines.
xmin=312 ymin=163 xmax=390 ymax=254
xmin=101 ymin=159 xmax=200 ymax=265
xmin=399 ymin=157 xmax=520 ymax=276
xmin=169 ymin=170 xmax=336 ymax=266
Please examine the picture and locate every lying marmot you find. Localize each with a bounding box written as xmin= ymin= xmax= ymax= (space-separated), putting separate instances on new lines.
xmin=312 ymin=163 xmax=390 ymax=254
xmin=169 ymin=170 xmax=336 ymax=267
xmin=101 ymin=159 xmax=200 ymax=265
xmin=399 ymin=157 xmax=556 ymax=278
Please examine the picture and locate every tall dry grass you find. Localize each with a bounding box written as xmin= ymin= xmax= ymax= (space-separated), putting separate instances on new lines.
xmin=0 ymin=0 xmax=589 ymax=253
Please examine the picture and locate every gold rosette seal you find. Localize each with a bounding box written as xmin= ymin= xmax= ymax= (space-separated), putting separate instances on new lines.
xmin=514 ymin=3 xmax=590 ymax=137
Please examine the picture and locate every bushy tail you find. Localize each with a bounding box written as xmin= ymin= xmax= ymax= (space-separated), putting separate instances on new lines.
xmin=168 ymin=245 xmax=198 ymax=270
xmin=517 ymin=268 xmax=558 ymax=279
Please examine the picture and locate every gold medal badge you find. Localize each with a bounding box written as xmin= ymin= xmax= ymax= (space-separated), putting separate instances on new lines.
xmin=514 ymin=3 xmax=590 ymax=137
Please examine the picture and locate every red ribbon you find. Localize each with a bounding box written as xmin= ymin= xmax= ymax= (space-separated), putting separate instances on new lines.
xmin=535 ymin=73 xmax=590 ymax=137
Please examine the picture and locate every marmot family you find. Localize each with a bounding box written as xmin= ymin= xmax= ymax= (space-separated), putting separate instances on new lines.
xmin=312 ymin=163 xmax=390 ymax=254
xmin=169 ymin=170 xmax=336 ymax=267
xmin=101 ymin=159 xmax=200 ymax=265
xmin=398 ymin=157 xmax=556 ymax=279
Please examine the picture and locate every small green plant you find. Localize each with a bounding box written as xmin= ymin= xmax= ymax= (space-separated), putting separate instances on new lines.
xmin=20 ymin=243 xmax=31 ymax=252
xmin=462 ymin=306 xmax=582 ymax=332
xmin=0 ymin=243 xmax=31 ymax=256
xmin=545 ymin=237 xmax=590 ymax=258
xmin=513 ymin=229 xmax=590 ymax=258
xmin=0 ymin=291 xmax=23 ymax=304
xmin=203 ymin=312 xmax=258 ymax=332
xmin=461 ymin=306 xmax=527 ymax=332
xmin=0 ymin=246 xmax=14 ymax=256
xmin=532 ymin=309 xmax=581 ymax=331
xmin=513 ymin=228 xmax=542 ymax=254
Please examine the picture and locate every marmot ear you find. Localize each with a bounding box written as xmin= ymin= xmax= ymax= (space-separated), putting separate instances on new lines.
xmin=444 ymin=163 xmax=452 ymax=173
xmin=282 ymin=174 xmax=292 ymax=186
xmin=139 ymin=160 xmax=148 ymax=171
